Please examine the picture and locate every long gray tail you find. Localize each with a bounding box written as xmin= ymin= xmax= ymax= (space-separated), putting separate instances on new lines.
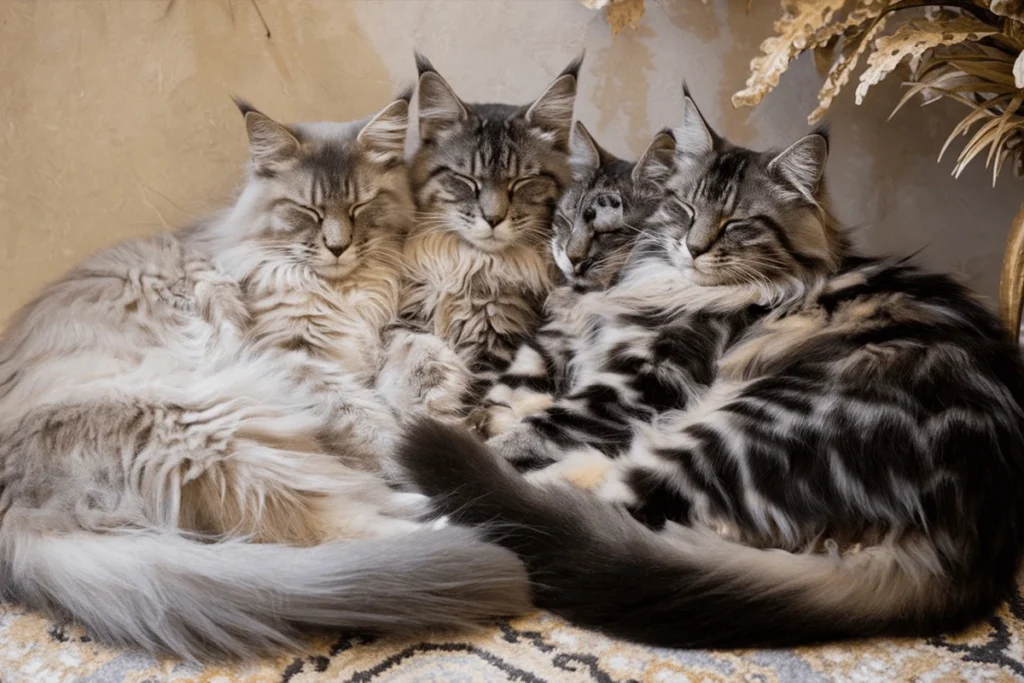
xmin=1 ymin=514 xmax=529 ymax=661
xmin=398 ymin=420 xmax=992 ymax=648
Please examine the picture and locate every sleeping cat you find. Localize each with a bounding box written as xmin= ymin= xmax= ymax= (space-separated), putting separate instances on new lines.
xmin=0 ymin=96 xmax=528 ymax=661
xmin=399 ymin=88 xmax=1024 ymax=648
xmin=378 ymin=54 xmax=582 ymax=421
xmin=397 ymin=53 xmax=579 ymax=374
xmin=473 ymin=120 xmax=676 ymax=437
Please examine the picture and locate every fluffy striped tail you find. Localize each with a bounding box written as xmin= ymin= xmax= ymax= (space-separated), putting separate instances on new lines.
xmin=398 ymin=420 xmax=1000 ymax=647
xmin=1 ymin=512 xmax=529 ymax=661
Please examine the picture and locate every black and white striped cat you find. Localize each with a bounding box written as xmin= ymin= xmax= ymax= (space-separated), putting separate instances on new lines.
xmin=472 ymin=121 xmax=676 ymax=437
xmin=399 ymin=88 xmax=1024 ymax=648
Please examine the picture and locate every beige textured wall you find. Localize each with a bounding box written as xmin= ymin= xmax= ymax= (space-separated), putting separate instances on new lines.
xmin=1 ymin=0 xmax=1020 ymax=325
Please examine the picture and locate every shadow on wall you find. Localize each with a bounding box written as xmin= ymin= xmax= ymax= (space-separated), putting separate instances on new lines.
xmin=0 ymin=0 xmax=1019 ymax=324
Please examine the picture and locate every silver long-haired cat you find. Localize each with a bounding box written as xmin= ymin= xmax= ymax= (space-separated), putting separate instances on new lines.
xmin=0 ymin=96 xmax=529 ymax=661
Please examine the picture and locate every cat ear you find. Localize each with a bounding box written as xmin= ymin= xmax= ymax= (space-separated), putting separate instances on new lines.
xmin=358 ymin=90 xmax=411 ymax=164
xmin=632 ymin=130 xmax=677 ymax=184
xmin=230 ymin=97 xmax=299 ymax=175
xmin=525 ymin=55 xmax=582 ymax=150
xmin=415 ymin=53 xmax=469 ymax=141
xmin=768 ymin=129 xmax=829 ymax=198
xmin=233 ymin=97 xmax=300 ymax=173
xmin=674 ymin=84 xmax=716 ymax=158
xmin=569 ymin=121 xmax=612 ymax=178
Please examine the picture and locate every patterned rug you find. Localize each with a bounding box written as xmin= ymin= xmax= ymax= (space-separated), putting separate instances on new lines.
xmin=3 ymin=586 xmax=1024 ymax=683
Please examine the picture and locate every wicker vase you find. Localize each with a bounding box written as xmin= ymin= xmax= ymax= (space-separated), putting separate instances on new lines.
xmin=999 ymin=203 xmax=1024 ymax=343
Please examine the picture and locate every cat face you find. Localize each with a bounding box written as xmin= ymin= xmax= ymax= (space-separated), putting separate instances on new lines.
xmin=410 ymin=54 xmax=578 ymax=253
xmin=552 ymin=122 xmax=671 ymax=290
xmin=639 ymin=88 xmax=840 ymax=290
xmin=235 ymin=96 xmax=413 ymax=281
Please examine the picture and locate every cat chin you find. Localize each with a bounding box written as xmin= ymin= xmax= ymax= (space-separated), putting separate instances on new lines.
xmin=314 ymin=261 xmax=359 ymax=280
xmin=462 ymin=233 xmax=513 ymax=253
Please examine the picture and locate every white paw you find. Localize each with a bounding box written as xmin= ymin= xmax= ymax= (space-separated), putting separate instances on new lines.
xmin=378 ymin=331 xmax=473 ymax=418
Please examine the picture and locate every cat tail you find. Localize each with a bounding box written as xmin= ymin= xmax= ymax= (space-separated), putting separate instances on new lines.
xmin=398 ymin=420 xmax=970 ymax=648
xmin=1 ymin=511 xmax=530 ymax=661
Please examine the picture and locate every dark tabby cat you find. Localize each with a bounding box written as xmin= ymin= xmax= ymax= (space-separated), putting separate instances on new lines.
xmin=474 ymin=121 xmax=676 ymax=437
xmin=399 ymin=88 xmax=1024 ymax=648
xmin=380 ymin=54 xmax=582 ymax=422
xmin=399 ymin=53 xmax=579 ymax=373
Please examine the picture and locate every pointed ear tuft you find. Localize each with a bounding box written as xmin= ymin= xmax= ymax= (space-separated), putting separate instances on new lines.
xmin=395 ymin=85 xmax=414 ymax=105
xmin=525 ymin=57 xmax=581 ymax=150
xmin=232 ymin=95 xmax=259 ymax=118
xmin=414 ymin=51 xmax=437 ymax=77
xmin=675 ymin=84 xmax=715 ymax=157
xmin=358 ymin=98 xmax=409 ymax=164
xmin=768 ymin=133 xmax=829 ymax=198
xmin=417 ymin=63 xmax=468 ymax=142
xmin=558 ymin=52 xmax=585 ymax=81
xmin=812 ymin=121 xmax=830 ymax=150
xmin=237 ymin=103 xmax=300 ymax=173
xmin=632 ymin=129 xmax=677 ymax=184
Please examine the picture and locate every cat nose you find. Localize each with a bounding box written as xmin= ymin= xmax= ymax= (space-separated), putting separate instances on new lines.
xmin=483 ymin=213 xmax=505 ymax=228
xmin=687 ymin=242 xmax=709 ymax=258
xmin=324 ymin=238 xmax=350 ymax=257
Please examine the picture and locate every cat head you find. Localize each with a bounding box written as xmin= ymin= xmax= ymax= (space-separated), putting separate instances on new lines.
xmin=410 ymin=53 xmax=580 ymax=253
xmin=634 ymin=86 xmax=841 ymax=294
xmin=228 ymin=94 xmax=414 ymax=281
xmin=552 ymin=121 xmax=675 ymax=290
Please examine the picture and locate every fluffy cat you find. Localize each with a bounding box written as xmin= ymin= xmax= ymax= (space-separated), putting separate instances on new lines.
xmin=0 ymin=96 xmax=528 ymax=661
xmin=473 ymin=121 xmax=676 ymax=437
xmin=397 ymin=54 xmax=580 ymax=374
xmin=399 ymin=88 xmax=1024 ymax=648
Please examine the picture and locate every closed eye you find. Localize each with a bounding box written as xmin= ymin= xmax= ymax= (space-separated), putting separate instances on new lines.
xmin=349 ymin=196 xmax=376 ymax=220
xmin=448 ymin=171 xmax=479 ymax=195
xmin=274 ymin=200 xmax=322 ymax=229
xmin=510 ymin=175 xmax=540 ymax=194
xmin=722 ymin=219 xmax=762 ymax=238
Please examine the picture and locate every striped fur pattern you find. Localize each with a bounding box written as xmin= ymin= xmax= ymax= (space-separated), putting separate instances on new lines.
xmin=0 ymin=99 xmax=530 ymax=661
xmin=399 ymin=54 xmax=580 ymax=374
xmin=399 ymin=89 xmax=1024 ymax=647
xmin=473 ymin=123 xmax=677 ymax=437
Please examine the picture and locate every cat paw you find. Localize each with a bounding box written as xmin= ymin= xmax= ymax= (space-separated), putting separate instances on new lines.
xmin=464 ymin=402 xmax=516 ymax=439
xmin=378 ymin=331 xmax=473 ymax=419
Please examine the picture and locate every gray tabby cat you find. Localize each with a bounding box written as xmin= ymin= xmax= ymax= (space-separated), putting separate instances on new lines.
xmin=400 ymin=88 xmax=1024 ymax=647
xmin=398 ymin=54 xmax=580 ymax=376
xmin=475 ymin=121 xmax=676 ymax=437
xmin=0 ymin=96 xmax=528 ymax=661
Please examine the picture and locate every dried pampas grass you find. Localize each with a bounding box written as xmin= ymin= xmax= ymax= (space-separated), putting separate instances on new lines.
xmin=736 ymin=1 xmax=1024 ymax=184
